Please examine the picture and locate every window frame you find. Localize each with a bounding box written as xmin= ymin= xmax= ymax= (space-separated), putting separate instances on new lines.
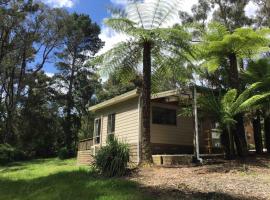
xmin=94 ymin=118 xmax=101 ymax=145
xmin=107 ymin=113 xmax=116 ymax=135
xmin=152 ymin=106 xmax=177 ymax=126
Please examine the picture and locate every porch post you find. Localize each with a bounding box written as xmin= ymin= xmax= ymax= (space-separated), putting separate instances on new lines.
xmin=193 ymin=85 xmax=202 ymax=163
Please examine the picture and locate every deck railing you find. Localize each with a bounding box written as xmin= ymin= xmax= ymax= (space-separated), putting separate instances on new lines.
xmin=78 ymin=138 xmax=94 ymax=151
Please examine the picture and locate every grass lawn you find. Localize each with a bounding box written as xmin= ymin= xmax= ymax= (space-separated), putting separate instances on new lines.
xmin=0 ymin=158 xmax=153 ymax=200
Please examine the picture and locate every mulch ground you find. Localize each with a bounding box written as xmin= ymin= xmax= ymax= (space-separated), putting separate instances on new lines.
xmin=128 ymin=155 xmax=270 ymax=200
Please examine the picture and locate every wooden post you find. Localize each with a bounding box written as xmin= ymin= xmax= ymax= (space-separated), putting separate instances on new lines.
xmin=193 ymin=85 xmax=202 ymax=163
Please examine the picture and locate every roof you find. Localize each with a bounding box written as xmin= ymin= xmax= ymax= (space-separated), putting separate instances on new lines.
xmin=89 ymin=88 xmax=192 ymax=112
xmin=89 ymin=89 xmax=140 ymax=112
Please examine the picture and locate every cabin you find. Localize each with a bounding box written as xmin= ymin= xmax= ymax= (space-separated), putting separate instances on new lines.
xmin=77 ymin=88 xmax=225 ymax=165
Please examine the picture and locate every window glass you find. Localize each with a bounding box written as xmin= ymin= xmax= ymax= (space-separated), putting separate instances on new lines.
xmin=152 ymin=107 xmax=177 ymax=125
xmin=107 ymin=113 xmax=116 ymax=134
xmin=94 ymin=119 xmax=101 ymax=144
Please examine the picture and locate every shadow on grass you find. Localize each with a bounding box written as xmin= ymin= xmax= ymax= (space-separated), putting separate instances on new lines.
xmin=0 ymin=169 xmax=261 ymax=200
xmin=141 ymin=185 xmax=258 ymax=200
xmin=0 ymin=170 xmax=154 ymax=200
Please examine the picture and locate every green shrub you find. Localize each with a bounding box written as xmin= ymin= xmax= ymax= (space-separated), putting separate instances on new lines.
xmin=0 ymin=144 xmax=13 ymax=165
xmin=94 ymin=136 xmax=130 ymax=177
xmin=58 ymin=147 xmax=74 ymax=160
xmin=0 ymin=144 xmax=27 ymax=165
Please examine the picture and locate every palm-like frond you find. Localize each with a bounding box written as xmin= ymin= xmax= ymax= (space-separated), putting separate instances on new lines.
xmin=230 ymin=82 xmax=264 ymax=112
xmin=126 ymin=0 xmax=182 ymax=29
xmin=221 ymin=89 xmax=237 ymax=113
xmin=197 ymin=22 xmax=270 ymax=73
xmin=93 ymin=40 xmax=142 ymax=77
xmin=241 ymin=58 xmax=270 ymax=84
xmin=238 ymin=93 xmax=270 ymax=114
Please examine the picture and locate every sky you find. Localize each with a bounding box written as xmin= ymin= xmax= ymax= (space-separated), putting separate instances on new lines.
xmin=41 ymin=0 xmax=257 ymax=74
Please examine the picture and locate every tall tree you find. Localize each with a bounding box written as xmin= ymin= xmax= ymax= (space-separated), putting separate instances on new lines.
xmin=180 ymin=0 xmax=252 ymax=31
xmin=242 ymin=58 xmax=270 ymax=153
xmin=0 ymin=1 xmax=66 ymax=144
xmin=55 ymin=13 xmax=103 ymax=153
xmin=197 ymin=23 xmax=270 ymax=156
xmin=96 ymin=0 xmax=192 ymax=164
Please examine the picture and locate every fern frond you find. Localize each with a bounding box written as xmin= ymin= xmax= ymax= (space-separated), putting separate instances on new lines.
xmin=231 ymin=82 xmax=264 ymax=112
xmin=237 ymin=93 xmax=270 ymax=114
xmin=221 ymin=89 xmax=237 ymax=113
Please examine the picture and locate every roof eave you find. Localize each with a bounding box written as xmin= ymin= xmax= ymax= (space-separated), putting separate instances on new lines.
xmin=89 ymin=89 xmax=140 ymax=112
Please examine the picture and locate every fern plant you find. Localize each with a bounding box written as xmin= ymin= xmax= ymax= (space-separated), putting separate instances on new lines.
xmin=197 ymin=22 xmax=270 ymax=73
xmin=95 ymin=0 xmax=192 ymax=163
xmin=199 ymin=82 xmax=270 ymax=158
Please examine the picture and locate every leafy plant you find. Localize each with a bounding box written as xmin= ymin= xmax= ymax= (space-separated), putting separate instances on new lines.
xmin=58 ymin=147 xmax=73 ymax=160
xmin=94 ymin=136 xmax=129 ymax=177
xmin=0 ymin=144 xmax=27 ymax=165
xmin=199 ymin=82 xmax=270 ymax=158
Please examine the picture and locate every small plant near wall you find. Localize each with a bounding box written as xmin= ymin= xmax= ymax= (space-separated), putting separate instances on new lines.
xmin=94 ymin=136 xmax=129 ymax=177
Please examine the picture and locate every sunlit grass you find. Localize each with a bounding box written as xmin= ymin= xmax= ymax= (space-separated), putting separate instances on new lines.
xmin=0 ymin=158 xmax=153 ymax=200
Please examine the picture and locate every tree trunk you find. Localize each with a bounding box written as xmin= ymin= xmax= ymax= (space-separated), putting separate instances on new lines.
xmin=264 ymin=116 xmax=270 ymax=153
xmin=65 ymin=58 xmax=76 ymax=153
xmin=228 ymin=53 xmax=248 ymax=157
xmin=228 ymin=53 xmax=239 ymax=89
xmin=141 ymin=41 xmax=153 ymax=164
xmin=233 ymin=114 xmax=248 ymax=157
xmin=221 ymin=128 xmax=235 ymax=159
xmin=253 ymin=112 xmax=263 ymax=154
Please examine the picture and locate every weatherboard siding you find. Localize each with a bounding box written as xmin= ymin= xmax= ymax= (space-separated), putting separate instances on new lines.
xmin=150 ymin=103 xmax=194 ymax=146
xmin=94 ymin=97 xmax=139 ymax=162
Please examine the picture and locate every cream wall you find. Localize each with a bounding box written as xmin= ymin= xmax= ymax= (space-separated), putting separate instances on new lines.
xmin=150 ymin=102 xmax=194 ymax=146
xmin=95 ymin=97 xmax=139 ymax=147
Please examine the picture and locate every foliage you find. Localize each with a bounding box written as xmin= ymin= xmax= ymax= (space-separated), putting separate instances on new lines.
xmin=199 ymin=82 xmax=270 ymax=129
xmin=0 ymin=2 xmax=102 ymax=159
xmin=54 ymin=13 xmax=103 ymax=152
xmin=58 ymin=147 xmax=73 ymax=160
xmin=0 ymin=144 xmax=27 ymax=165
xmin=180 ymin=0 xmax=253 ymax=31
xmin=94 ymin=136 xmax=130 ymax=177
xmin=197 ymin=22 xmax=270 ymax=73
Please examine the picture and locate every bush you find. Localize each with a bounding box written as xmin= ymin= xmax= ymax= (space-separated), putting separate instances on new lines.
xmin=0 ymin=144 xmax=13 ymax=165
xmin=58 ymin=147 xmax=74 ymax=160
xmin=94 ymin=136 xmax=130 ymax=177
xmin=0 ymin=144 xmax=27 ymax=165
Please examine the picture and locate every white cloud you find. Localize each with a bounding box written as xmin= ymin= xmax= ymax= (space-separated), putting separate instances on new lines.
xmin=45 ymin=72 xmax=54 ymax=78
xmin=42 ymin=0 xmax=75 ymax=8
xmin=98 ymin=25 xmax=130 ymax=55
xmin=245 ymin=1 xmax=258 ymax=17
xmin=110 ymin=0 xmax=128 ymax=6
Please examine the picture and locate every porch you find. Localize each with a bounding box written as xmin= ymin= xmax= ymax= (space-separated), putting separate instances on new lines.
xmin=77 ymin=136 xmax=223 ymax=166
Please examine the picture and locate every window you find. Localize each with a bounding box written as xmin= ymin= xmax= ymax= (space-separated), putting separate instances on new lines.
xmin=94 ymin=118 xmax=101 ymax=144
xmin=107 ymin=113 xmax=116 ymax=134
xmin=152 ymin=107 xmax=177 ymax=125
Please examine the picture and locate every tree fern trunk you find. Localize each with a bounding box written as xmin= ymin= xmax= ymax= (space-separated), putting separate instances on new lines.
xmin=264 ymin=116 xmax=270 ymax=154
xmin=234 ymin=114 xmax=248 ymax=157
xmin=253 ymin=112 xmax=263 ymax=154
xmin=141 ymin=41 xmax=153 ymax=164
xmin=228 ymin=53 xmax=248 ymax=157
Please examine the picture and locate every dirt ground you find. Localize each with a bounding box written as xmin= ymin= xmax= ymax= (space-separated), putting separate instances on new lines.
xmin=128 ymin=155 xmax=270 ymax=200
